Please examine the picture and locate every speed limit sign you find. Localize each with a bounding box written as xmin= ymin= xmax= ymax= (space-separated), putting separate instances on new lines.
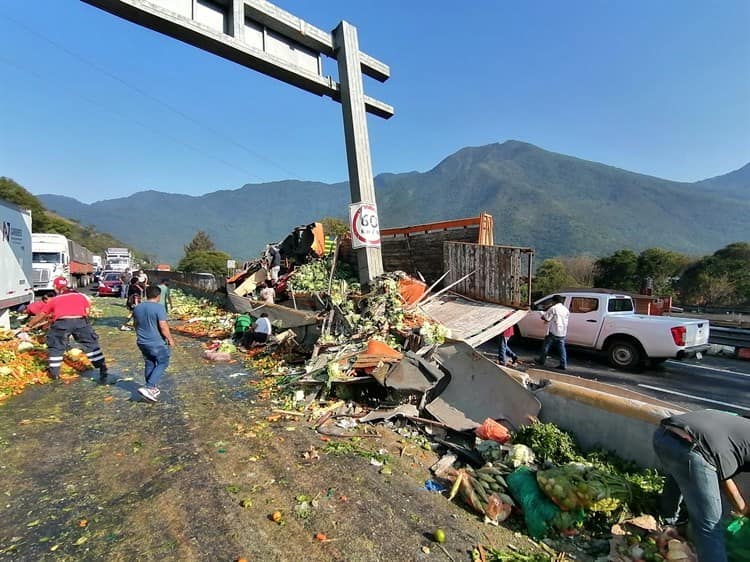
xmin=349 ymin=203 xmax=381 ymax=249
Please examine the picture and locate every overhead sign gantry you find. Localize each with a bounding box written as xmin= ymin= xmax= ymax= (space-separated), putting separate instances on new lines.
xmin=82 ymin=0 xmax=393 ymax=283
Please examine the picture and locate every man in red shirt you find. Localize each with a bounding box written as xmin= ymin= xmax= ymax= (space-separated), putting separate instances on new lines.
xmin=26 ymin=277 xmax=109 ymax=383
xmin=25 ymin=292 xmax=54 ymax=316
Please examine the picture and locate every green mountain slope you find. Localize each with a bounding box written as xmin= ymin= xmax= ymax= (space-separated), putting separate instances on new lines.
xmin=38 ymin=141 xmax=750 ymax=264
xmin=695 ymin=162 xmax=750 ymax=200
xmin=1 ymin=176 xmax=136 ymax=258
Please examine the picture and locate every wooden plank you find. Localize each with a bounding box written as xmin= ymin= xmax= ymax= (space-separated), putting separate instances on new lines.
xmin=464 ymin=309 xmax=529 ymax=347
xmin=443 ymin=242 xmax=533 ymax=306
xmin=420 ymin=295 xmax=528 ymax=348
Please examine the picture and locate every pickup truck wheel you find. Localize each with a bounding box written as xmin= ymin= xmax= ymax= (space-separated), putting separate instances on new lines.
xmin=607 ymin=339 xmax=643 ymax=370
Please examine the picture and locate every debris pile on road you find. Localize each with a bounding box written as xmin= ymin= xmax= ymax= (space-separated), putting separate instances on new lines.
xmin=159 ymin=243 xmax=681 ymax=557
xmin=0 ymin=329 xmax=93 ymax=401
xmin=608 ymin=515 xmax=697 ymax=562
xmin=170 ymin=291 xmax=234 ymax=339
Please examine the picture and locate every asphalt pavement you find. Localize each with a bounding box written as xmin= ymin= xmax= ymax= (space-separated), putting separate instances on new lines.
xmin=483 ymin=339 xmax=750 ymax=415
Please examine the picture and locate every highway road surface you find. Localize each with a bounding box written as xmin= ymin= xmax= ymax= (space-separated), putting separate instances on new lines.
xmin=483 ymin=340 xmax=750 ymax=415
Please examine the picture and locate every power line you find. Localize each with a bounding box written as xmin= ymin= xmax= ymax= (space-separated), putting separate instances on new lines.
xmin=0 ymin=54 xmax=260 ymax=182
xmin=0 ymin=8 xmax=305 ymax=182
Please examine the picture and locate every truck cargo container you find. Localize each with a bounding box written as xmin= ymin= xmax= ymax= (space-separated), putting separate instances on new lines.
xmin=0 ymin=199 xmax=33 ymax=329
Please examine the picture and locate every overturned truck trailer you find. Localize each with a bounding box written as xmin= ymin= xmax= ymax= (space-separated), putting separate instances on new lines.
xmin=377 ymin=213 xmax=495 ymax=285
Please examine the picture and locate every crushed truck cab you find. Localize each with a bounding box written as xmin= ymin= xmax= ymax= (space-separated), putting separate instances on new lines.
xmin=517 ymin=290 xmax=710 ymax=370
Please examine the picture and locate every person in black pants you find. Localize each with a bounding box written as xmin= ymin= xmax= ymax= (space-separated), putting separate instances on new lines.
xmin=653 ymin=410 xmax=750 ymax=562
xmin=25 ymin=277 xmax=109 ymax=383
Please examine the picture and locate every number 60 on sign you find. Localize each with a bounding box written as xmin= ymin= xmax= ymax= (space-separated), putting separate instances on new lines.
xmin=349 ymin=203 xmax=381 ymax=249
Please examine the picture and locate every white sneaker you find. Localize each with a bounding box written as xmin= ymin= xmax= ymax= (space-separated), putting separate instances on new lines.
xmin=137 ymin=387 xmax=158 ymax=402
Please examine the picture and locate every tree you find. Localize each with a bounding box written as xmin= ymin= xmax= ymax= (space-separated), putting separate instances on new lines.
xmin=533 ymin=259 xmax=576 ymax=299
xmin=636 ymin=248 xmax=689 ymax=296
xmin=676 ymin=242 xmax=750 ymax=306
xmin=557 ymin=256 xmax=596 ymax=287
xmin=593 ymin=249 xmax=638 ymax=292
xmin=177 ymin=250 xmax=232 ymax=276
xmin=183 ymin=230 xmax=216 ymax=255
xmin=0 ymin=176 xmax=54 ymax=232
xmin=320 ymin=216 xmax=349 ymax=238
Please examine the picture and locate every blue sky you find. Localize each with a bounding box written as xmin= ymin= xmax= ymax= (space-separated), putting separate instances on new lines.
xmin=1 ymin=0 xmax=748 ymax=203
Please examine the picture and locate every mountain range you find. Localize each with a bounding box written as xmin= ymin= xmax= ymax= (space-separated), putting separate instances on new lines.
xmin=39 ymin=141 xmax=749 ymax=264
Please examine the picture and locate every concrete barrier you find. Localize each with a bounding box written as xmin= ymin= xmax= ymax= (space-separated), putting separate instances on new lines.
xmin=512 ymin=367 xmax=749 ymax=509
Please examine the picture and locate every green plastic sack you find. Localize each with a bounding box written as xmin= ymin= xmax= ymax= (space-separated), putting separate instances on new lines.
xmin=506 ymin=467 xmax=561 ymax=539
xmin=725 ymin=516 xmax=750 ymax=562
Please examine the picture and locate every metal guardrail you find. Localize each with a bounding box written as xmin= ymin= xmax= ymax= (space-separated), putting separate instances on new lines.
xmin=710 ymin=326 xmax=750 ymax=349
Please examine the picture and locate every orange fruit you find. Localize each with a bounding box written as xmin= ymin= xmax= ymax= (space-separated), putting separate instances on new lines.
xmin=271 ymin=510 xmax=283 ymax=523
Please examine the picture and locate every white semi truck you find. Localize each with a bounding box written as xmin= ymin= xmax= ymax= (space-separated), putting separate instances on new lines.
xmin=32 ymin=233 xmax=95 ymax=291
xmin=0 ymin=199 xmax=33 ymax=329
xmin=105 ymin=247 xmax=132 ymax=272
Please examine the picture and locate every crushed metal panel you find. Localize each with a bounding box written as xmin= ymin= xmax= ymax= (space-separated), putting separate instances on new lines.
xmin=425 ymin=341 xmax=540 ymax=432
xmin=382 ymin=352 xmax=444 ymax=392
xmin=360 ymin=404 xmax=419 ymax=423
xmin=419 ymin=294 xmax=528 ymax=348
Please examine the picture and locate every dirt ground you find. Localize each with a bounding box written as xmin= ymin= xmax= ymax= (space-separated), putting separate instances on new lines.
xmin=0 ymin=297 xmax=551 ymax=562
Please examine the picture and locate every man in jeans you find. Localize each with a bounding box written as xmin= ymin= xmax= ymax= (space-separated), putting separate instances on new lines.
xmin=653 ymin=410 xmax=750 ymax=562
xmin=133 ymin=285 xmax=174 ymax=402
xmin=536 ymin=295 xmax=569 ymax=370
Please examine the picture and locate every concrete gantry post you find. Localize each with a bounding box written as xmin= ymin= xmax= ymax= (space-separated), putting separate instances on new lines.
xmin=333 ymin=21 xmax=384 ymax=285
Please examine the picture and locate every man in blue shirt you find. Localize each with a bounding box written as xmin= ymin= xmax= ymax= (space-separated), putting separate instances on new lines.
xmin=133 ymin=285 xmax=174 ymax=402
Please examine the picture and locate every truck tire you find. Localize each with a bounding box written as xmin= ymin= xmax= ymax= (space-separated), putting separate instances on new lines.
xmin=607 ymin=339 xmax=643 ymax=371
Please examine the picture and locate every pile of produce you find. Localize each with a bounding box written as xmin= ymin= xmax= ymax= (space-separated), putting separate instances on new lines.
xmin=287 ymin=256 xmax=360 ymax=293
xmin=172 ymin=319 xmax=233 ymax=339
xmin=512 ymin=422 xmax=663 ymax=516
xmin=170 ymin=290 xmax=234 ymax=338
xmin=171 ymin=290 xmax=227 ymax=321
xmin=512 ymin=422 xmax=580 ymax=465
xmin=537 ymin=463 xmax=632 ymax=513
xmin=0 ymin=330 xmax=94 ymax=402
xmin=446 ymin=462 xmax=516 ymax=522
xmin=609 ymin=518 xmax=697 ymax=562
xmin=316 ymin=272 xmax=420 ymax=347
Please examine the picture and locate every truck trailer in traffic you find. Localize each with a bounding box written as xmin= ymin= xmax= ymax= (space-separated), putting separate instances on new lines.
xmin=105 ymin=247 xmax=132 ymax=272
xmin=32 ymin=233 xmax=95 ymax=291
xmin=0 ymin=199 xmax=33 ymax=329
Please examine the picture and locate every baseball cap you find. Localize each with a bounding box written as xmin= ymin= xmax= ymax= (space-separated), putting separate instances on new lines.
xmin=53 ymin=277 xmax=69 ymax=290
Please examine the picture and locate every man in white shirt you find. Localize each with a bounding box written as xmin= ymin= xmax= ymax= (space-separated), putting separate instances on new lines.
xmin=242 ymin=312 xmax=272 ymax=348
xmin=537 ymin=295 xmax=570 ymax=370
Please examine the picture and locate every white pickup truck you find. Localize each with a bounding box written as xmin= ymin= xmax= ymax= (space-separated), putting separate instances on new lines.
xmin=516 ymin=290 xmax=710 ymax=370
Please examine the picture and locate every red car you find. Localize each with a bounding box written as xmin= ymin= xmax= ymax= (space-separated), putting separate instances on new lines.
xmin=98 ymin=271 xmax=123 ymax=297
